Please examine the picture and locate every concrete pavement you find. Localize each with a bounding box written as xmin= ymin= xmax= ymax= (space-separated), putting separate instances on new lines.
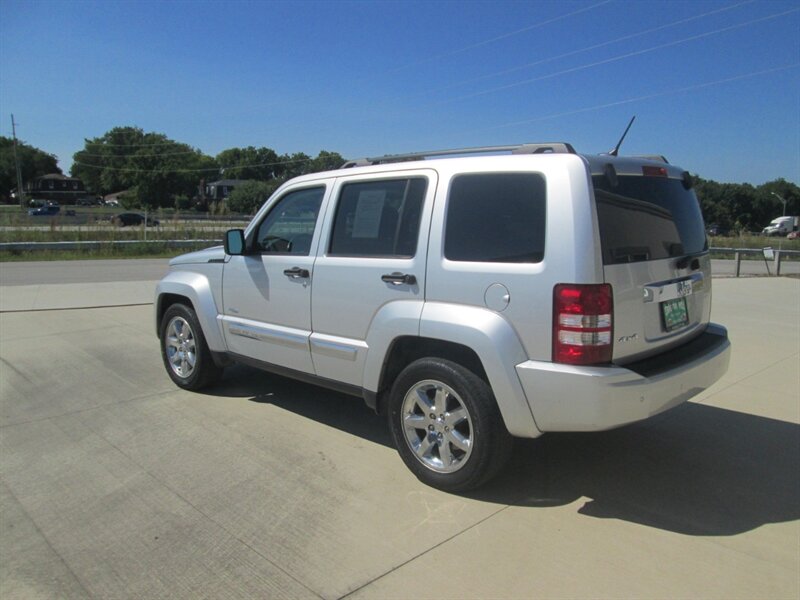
xmin=0 ymin=271 xmax=798 ymax=599
xmin=0 ymin=259 xmax=169 ymax=286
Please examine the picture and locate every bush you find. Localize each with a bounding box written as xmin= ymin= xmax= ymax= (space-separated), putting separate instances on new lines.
xmin=174 ymin=194 xmax=191 ymax=210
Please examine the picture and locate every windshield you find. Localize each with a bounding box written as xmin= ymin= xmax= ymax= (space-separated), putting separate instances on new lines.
xmin=592 ymin=175 xmax=708 ymax=265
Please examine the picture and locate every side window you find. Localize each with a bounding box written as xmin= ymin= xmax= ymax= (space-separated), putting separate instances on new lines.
xmin=329 ymin=177 xmax=427 ymax=257
xmin=254 ymin=186 xmax=325 ymax=255
xmin=445 ymin=173 xmax=546 ymax=263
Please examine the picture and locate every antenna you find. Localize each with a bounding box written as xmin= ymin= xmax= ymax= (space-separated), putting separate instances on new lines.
xmin=608 ymin=116 xmax=636 ymax=157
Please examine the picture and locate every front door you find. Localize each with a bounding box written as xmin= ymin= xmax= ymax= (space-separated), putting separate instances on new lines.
xmin=221 ymin=184 xmax=328 ymax=373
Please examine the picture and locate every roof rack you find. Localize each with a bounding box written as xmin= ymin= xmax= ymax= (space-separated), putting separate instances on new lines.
xmin=340 ymin=142 xmax=576 ymax=169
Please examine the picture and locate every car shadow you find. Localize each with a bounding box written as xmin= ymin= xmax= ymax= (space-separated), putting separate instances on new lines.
xmin=473 ymin=402 xmax=800 ymax=536
xmin=208 ymin=366 xmax=799 ymax=537
xmin=211 ymin=364 xmax=392 ymax=448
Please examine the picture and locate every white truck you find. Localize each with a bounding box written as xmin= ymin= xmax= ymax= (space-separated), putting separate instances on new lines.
xmin=762 ymin=216 xmax=799 ymax=237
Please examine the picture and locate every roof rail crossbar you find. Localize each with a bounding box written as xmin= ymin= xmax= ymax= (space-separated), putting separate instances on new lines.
xmin=340 ymin=142 xmax=576 ymax=168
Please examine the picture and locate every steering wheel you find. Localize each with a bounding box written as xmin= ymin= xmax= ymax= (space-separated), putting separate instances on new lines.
xmin=260 ymin=235 xmax=291 ymax=253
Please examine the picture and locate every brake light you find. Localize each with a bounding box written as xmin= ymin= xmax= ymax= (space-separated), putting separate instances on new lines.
xmin=553 ymin=284 xmax=613 ymax=365
xmin=642 ymin=166 xmax=668 ymax=177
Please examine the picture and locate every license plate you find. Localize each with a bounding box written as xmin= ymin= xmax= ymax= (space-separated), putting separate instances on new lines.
xmin=662 ymin=297 xmax=689 ymax=332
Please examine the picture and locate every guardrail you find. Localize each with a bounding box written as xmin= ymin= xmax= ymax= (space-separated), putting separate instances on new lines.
xmin=709 ymin=247 xmax=800 ymax=277
xmin=0 ymin=239 xmax=221 ymax=252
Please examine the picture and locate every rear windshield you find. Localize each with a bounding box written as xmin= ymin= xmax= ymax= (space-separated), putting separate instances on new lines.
xmin=593 ymin=175 xmax=707 ymax=265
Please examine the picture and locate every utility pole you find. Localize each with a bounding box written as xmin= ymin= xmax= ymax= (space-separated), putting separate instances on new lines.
xmin=11 ymin=114 xmax=26 ymax=208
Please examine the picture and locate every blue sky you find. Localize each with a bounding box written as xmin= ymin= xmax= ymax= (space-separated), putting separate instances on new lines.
xmin=1 ymin=0 xmax=798 ymax=184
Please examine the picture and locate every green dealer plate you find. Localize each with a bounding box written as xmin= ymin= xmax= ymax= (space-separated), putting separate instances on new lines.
xmin=662 ymin=297 xmax=689 ymax=332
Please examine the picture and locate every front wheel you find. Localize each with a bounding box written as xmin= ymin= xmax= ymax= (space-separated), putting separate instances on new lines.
xmin=160 ymin=303 xmax=222 ymax=390
xmin=387 ymin=358 xmax=512 ymax=492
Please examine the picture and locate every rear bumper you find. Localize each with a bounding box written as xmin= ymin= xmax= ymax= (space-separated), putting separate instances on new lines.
xmin=516 ymin=324 xmax=731 ymax=432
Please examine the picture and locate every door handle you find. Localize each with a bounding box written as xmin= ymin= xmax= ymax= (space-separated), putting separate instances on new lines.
xmin=381 ymin=272 xmax=416 ymax=286
xmin=284 ymin=267 xmax=310 ymax=278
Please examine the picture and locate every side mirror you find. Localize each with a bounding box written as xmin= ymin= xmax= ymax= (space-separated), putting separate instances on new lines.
xmin=224 ymin=229 xmax=246 ymax=256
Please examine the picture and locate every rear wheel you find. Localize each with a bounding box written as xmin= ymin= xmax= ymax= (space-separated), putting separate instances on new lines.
xmin=387 ymin=357 xmax=512 ymax=492
xmin=160 ymin=303 xmax=222 ymax=390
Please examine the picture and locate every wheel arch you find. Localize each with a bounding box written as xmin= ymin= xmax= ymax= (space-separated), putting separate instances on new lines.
xmin=367 ymin=302 xmax=542 ymax=438
xmin=375 ymin=337 xmax=488 ymax=409
xmin=156 ymin=293 xmax=194 ymax=337
xmin=154 ymin=272 xmax=226 ymax=352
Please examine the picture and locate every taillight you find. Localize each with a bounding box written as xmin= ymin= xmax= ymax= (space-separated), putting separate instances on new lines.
xmin=553 ymin=284 xmax=613 ymax=365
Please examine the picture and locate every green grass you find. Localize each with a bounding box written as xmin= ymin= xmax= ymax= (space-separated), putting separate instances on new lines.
xmin=709 ymin=235 xmax=800 ymax=251
xmin=1 ymin=226 xmax=224 ymax=243
xmin=709 ymin=235 xmax=799 ymax=260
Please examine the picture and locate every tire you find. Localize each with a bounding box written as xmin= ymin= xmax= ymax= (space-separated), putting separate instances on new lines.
xmin=159 ymin=303 xmax=222 ymax=390
xmin=387 ymin=357 xmax=512 ymax=492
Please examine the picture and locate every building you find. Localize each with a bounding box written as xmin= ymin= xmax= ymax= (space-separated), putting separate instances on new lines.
xmin=204 ymin=179 xmax=248 ymax=201
xmin=26 ymin=174 xmax=87 ymax=203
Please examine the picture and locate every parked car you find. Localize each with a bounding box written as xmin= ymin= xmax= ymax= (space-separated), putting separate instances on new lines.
xmin=28 ymin=204 xmax=61 ymax=216
xmin=155 ymin=142 xmax=731 ymax=491
xmin=111 ymin=212 xmax=160 ymax=227
xmin=705 ymin=223 xmax=729 ymax=237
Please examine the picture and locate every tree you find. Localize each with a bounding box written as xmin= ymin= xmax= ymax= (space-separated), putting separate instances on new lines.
xmin=278 ymin=152 xmax=312 ymax=180
xmin=693 ymin=175 xmax=800 ymax=232
xmin=226 ymin=180 xmax=281 ymax=215
xmin=759 ymin=178 xmax=800 ymax=219
xmin=0 ymin=136 xmax=60 ymax=202
xmin=71 ymin=127 xmax=218 ymax=208
xmin=265 ymin=150 xmax=345 ymax=182
xmin=306 ymin=150 xmax=345 ymax=173
xmin=215 ymin=146 xmax=280 ymax=181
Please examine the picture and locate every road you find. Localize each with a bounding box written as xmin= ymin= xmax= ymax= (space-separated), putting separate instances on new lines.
xmin=0 ymin=266 xmax=798 ymax=599
xmin=0 ymin=258 xmax=170 ymax=286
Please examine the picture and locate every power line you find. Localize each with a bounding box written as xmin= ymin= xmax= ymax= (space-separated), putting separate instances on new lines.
xmin=420 ymin=0 xmax=755 ymax=96
xmin=470 ymin=63 xmax=800 ymax=133
xmin=434 ymin=6 xmax=800 ymax=105
xmin=387 ymin=0 xmax=613 ymax=73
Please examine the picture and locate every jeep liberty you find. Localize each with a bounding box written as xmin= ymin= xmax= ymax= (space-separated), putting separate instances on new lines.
xmin=155 ymin=143 xmax=731 ymax=491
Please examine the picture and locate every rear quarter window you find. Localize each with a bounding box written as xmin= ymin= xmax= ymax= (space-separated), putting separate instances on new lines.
xmin=593 ymin=175 xmax=707 ymax=265
xmin=445 ymin=172 xmax=546 ymax=263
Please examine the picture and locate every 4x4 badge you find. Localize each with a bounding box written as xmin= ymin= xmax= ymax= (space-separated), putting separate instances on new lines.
xmin=618 ymin=333 xmax=638 ymax=343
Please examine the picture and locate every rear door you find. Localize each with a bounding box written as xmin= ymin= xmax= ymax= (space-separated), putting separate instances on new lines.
xmin=593 ymin=170 xmax=711 ymax=363
xmin=310 ymin=170 xmax=436 ymax=386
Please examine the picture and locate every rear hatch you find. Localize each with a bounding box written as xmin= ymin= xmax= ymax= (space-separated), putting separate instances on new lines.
xmin=592 ymin=164 xmax=711 ymax=364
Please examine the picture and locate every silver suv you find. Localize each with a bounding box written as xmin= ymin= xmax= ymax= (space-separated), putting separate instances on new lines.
xmin=155 ymin=143 xmax=731 ymax=491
